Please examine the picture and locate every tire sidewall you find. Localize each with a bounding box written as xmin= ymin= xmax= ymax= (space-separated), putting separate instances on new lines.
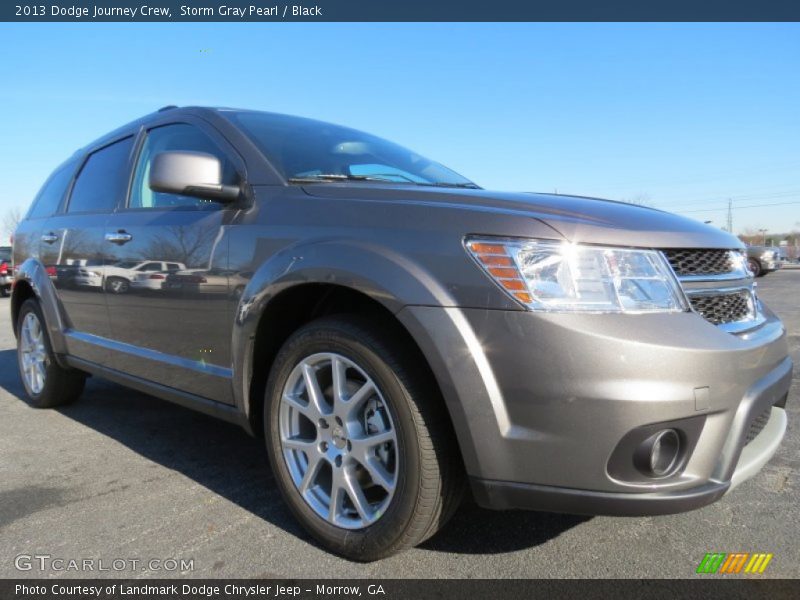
xmin=264 ymin=321 xmax=423 ymax=558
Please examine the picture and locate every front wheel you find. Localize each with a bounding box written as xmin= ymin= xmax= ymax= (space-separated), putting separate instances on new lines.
xmin=105 ymin=277 xmax=130 ymax=294
xmin=16 ymin=299 xmax=85 ymax=408
xmin=264 ymin=316 xmax=463 ymax=561
xmin=747 ymin=258 xmax=762 ymax=277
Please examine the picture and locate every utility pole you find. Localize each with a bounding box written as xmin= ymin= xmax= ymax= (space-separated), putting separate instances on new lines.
xmin=726 ymin=199 xmax=733 ymax=233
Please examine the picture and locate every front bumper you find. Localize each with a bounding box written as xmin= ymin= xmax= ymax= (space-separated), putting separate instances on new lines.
xmin=471 ymin=405 xmax=787 ymax=515
xmin=398 ymin=305 xmax=792 ymax=514
xmin=0 ymin=274 xmax=11 ymax=288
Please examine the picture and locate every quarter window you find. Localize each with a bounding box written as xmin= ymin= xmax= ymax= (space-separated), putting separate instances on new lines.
xmin=28 ymin=160 xmax=78 ymax=219
xmin=68 ymin=137 xmax=134 ymax=214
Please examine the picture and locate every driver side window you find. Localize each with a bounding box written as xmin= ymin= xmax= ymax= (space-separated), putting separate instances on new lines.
xmin=130 ymin=124 xmax=237 ymax=210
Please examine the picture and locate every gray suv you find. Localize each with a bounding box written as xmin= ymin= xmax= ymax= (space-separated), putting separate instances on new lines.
xmin=11 ymin=107 xmax=792 ymax=560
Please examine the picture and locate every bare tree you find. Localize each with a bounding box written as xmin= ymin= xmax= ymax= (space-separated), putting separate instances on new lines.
xmin=2 ymin=207 xmax=22 ymax=243
xmin=141 ymin=223 xmax=219 ymax=267
xmin=621 ymin=193 xmax=652 ymax=207
xmin=738 ymin=227 xmax=762 ymax=246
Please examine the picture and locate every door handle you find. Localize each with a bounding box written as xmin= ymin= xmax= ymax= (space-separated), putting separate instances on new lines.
xmin=105 ymin=231 xmax=133 ymax=245
xmin=41 ymin=232 xmax=59 ymax=244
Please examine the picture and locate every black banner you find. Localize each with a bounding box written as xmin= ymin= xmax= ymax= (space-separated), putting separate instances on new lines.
xmin=3 ymin=580 xmax=800 ymax=600
xmin=2 ymin=0 xmax=800 ymax=22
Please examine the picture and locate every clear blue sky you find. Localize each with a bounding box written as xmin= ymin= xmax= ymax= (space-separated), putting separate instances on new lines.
xmin=1 ymin=23 xmax=798 ymax=243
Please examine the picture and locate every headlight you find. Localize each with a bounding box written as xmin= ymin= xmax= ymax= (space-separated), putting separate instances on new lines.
xmin=466 ymin=238 xmax=688 ymax=313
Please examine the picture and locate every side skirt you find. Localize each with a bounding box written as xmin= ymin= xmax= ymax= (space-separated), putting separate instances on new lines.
xmin=65 ymin=356 xmax=254 ymax=435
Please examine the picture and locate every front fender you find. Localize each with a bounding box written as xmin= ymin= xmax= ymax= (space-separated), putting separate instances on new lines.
xmin=230 ymin=238 xmax=457 ymax=416
xmin=13 ymin=258 xmax=70 ymax=366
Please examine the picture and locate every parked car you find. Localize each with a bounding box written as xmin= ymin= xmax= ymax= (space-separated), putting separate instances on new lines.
xmin=129 ymin=262 xmax=186 ymax=291
xmin=746 ymin=246 xmax=782 ymax=277
xmin=163 ymin=267 xmax=249 ymax=297
xmin=74 ymin=260 xmax=186 ymax=293
xmin=11 ymin=107 xmax=792 ymax=561
xmin=0 ymin=246 xmax=11 ymax=297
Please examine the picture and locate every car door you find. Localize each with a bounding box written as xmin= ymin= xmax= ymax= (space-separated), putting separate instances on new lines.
xmin=38 ymin=136 xmax=136 ymax=366
xmin=12 ymin=157 xmax=81 ymax=294
xmin=102 ymin=121 xmax=242 ymax=403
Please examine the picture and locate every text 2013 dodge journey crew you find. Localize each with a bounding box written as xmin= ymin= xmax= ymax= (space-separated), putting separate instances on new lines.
xmin=11 ymin=107 xmax=792 ymax=560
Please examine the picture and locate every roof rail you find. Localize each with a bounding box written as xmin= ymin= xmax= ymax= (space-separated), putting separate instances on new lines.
xmin=157 ymin=105 xmax=178 ymax=112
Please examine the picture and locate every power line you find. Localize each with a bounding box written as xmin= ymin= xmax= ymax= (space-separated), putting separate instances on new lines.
xmin=651 ymin=189 xmax=800 ymax=209
xmin=675 ymin=200 xmax=800 ymax=214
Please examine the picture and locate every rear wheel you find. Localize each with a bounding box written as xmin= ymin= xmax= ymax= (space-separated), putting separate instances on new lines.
xmin=16 ymin=299 xmax=85 ymax=408
xmin=264 ymin=316 xmax=463 ymax=561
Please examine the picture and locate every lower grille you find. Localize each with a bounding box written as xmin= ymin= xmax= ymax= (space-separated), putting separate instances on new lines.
xmin=745 ymin=407 xmax=772 ymax=446
xmin=688 ymin=290 xmax=753 ymax=325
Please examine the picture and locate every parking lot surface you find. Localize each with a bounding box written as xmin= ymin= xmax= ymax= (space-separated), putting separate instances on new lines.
xmin=1 ymin=271 xmax=798 ymax=578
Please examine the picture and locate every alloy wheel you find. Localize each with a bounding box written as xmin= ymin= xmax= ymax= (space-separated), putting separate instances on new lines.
xmin=19 ymin=312 xmax=48 ymax=395
xmin=278 ymin=352 xmax=399 ymax=529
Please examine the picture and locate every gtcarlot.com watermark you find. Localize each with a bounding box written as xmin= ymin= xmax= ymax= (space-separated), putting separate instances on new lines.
xmin=14 ymin=554 xmax=194 ymax=573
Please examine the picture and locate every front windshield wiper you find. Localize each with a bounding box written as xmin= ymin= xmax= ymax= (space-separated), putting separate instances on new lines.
xmin=287 ymin=174 xmax=400 ymax=184
xmin=287 ymin=173 xmax=480 ymax=189
xmin=417 ymin=181 xmax=481 ymax=189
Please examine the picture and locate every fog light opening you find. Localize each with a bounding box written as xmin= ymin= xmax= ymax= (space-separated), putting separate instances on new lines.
xmin=634 ymin=428 xmax=682 ymax=478
xmin=650 ymin=429 xmax=680 ymax=476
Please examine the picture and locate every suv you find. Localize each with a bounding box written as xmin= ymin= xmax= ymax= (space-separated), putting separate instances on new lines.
xmin=11 ymin=108 xmax=792 ymax=561
xmin=746 ymin=245 xmax=782 ymax=277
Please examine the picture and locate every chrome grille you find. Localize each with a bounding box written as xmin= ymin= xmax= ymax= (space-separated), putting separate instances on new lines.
xmin=663 ymin=249 xmax=736 ymax=277
xmin=660 ymin=248 xmax=760 ymax=331
xmin=687 ymin=289 xmax=753 ymax=325
xmin=745 ymin=407 xmax=772 ymax=446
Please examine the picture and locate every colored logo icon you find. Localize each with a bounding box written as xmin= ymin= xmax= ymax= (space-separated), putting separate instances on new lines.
xmin=696 ymin=553 xmax=773 ymax=574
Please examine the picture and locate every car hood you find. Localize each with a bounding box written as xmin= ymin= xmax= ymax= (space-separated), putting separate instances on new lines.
xmin=302 ymin=184 xmax=742 ymax=249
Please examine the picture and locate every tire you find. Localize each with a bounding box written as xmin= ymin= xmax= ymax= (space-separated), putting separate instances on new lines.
xmin=747 ymin=258 xmax=762 ymax=278
xmin=16 ymin=299 xmax=85 ymax=408
xmin=106 ymin=277 xmax=130 ymax=294
xmin=264 ymin=316 xmax=464 ymax=561
xmin=1 ymin=286 xmax=9 ymax=298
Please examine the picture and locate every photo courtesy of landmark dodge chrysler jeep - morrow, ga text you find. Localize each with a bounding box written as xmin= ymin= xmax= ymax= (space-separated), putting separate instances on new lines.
xmin=10 ymin=107 xmax=793 ymax=561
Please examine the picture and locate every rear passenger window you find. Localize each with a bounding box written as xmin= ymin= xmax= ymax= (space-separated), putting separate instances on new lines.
xmin=68 ymin=137 xmax=134 ymax=214
xmin=28 ymin=161 xmax=77 ymax=219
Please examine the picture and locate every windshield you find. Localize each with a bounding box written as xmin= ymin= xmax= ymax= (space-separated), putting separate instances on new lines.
xmin=0 ymin=248 xmax=10 ymax=262
xmin=113 ymin=261 xmax=141 ymax=269
xmin=227 ymin=111 xmax=477 ymax=188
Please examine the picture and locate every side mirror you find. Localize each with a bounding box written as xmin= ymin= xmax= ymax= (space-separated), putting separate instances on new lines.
xmin=149 ymin=151 xmax=240 ymax=202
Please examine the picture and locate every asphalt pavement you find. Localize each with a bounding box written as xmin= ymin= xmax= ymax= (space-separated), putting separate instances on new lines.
xmin=1 ymin=271 xmax=798 ymax=578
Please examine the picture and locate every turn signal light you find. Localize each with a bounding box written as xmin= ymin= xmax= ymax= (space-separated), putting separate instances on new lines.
xmin=466 ymin=240 xmax=532 ymax=304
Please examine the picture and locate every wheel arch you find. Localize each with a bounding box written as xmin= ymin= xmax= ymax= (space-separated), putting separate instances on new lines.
xmin=240 ymin=282 xmax=448 ymax=439
xmin=11 ymin=259 xmax=71 ymax=367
